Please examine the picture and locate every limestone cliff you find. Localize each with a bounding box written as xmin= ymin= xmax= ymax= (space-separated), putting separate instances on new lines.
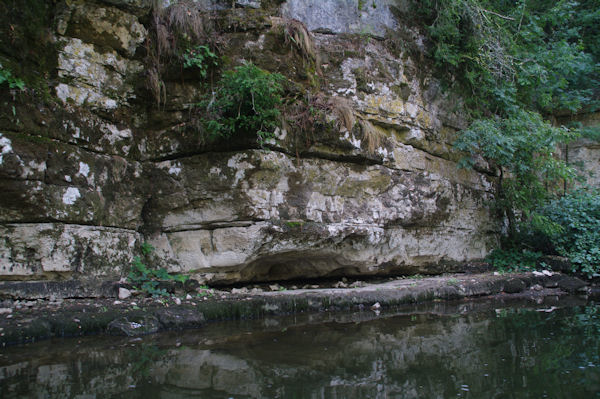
xmin=558 ymin=112 xmax=600 ymax=189
xmin=0 ymin=0 xmax=505 ymax=293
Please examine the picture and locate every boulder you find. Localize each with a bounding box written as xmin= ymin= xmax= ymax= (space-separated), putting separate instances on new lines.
xmin=538 ymin=256 xmax=572 ymax=273
xmin=107 ymin=315 xmax=160 ymax=336
xmin=502 ymin=278 xmax=526 ymax=294
xmin=557 ymin=276 xmax=588 ymax=293
xmin=154 ymin=307 xmax=206 ymax=329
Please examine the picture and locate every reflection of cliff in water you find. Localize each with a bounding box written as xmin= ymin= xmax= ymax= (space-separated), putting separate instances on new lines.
xmin=1 ymin=300 xmax=599 ymax=398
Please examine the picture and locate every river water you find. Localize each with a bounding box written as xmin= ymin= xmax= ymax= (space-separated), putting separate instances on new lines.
xmin=0 ymin=298 xmax=598 ymax=398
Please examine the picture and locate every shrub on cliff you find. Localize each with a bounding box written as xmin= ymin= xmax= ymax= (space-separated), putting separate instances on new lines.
xmin=198 ymin=62 xmax=285 ymax=146
xmin=128 ymin=243 xmax=190 ymax=297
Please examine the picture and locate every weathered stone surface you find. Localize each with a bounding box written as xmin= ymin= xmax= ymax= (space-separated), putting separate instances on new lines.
xmin=0 ymin=132 xmax=145 ymax=228
xmin=556 ymin=276 xmax=588 ymax=293
xmin=99 ymin=0 xmax=153 ymax=12
xmin=65 ymin=3 xmax=147 ymax=56
xmin=569 ymin=139 xmax=600 ymax=187
xmin=0 ymin=0 xmax=532 ymax=292
xmin=55 ymin=37 xmax=143 ymax=111
xmin=557 ymin=111 xmax=600 ymax=188
xmin=502 ymin=278 xmax=526 ymax=294
xmin=0 ymin=224 xmax=139 ymax=279
xmin=143 ymin=150 xmax=497 ymax=283
xmin=155 ymin=307 xmax=206 ymax=329
xmin=237 ymin=0 xmax=261 ymax=8
xmin=0 ymin=280 xmax=118 ymax=300
xmin=281 ymin=0 xmax=401 ymax=38
xmin=118 ymin=287 xmax=132 ymax=299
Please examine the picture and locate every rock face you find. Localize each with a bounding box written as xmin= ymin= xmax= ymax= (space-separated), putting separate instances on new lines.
xmin=567 ymin=112 xmax=600 ymax=188
xmin=0 ymin=0 xmax=559 ymax=292
xmin=570 ymin=139 xmax=600 ymax=187
xmin=281 ymin=0 xmax=402 ymax=38
xmin=149 ymin=149 xmax=495 ymax=283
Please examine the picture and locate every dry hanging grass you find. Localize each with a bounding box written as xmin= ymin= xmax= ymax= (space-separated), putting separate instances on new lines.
xmin=147 ymin=67 xmax=166 ymax=108
xmin=327 ymin=96 xmax=355 ymax=132
xmin=359 ymin=119 xmax=386 ymax=154
xmin=283 ymin=19 xmax=316 ymax=61
xmin=144 ymin=0 xmax=221 ymax=108
xmin=167 ymin=0 xmax=206 ymax=42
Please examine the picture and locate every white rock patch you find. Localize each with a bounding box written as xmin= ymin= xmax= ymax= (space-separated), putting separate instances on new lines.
xmin=100 ymin=123 xmax=133 ymax=146
xmin=168 ymin=166 xmax=182 ymax=176
xmin=78 ymin=162 xmax=90 ymax=177
xmin=62 ymin=187 xmax=81 ymax=205
xmin=227 ymin=153 xmax=255 ymax=186
xmin=0 ymin=134 xmax=13 ymax=165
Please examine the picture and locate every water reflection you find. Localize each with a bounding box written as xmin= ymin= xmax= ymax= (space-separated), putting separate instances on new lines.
xmin=1 ymin=299 xmax=599 ymax=398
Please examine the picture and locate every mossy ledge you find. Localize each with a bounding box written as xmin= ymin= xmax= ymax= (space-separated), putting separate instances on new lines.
xmin=0 ymin=272 xmax=596 ymax=347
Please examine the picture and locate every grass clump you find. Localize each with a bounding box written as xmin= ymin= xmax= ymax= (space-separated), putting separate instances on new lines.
xmin=283 ymin=19 xmax=316 ymax=61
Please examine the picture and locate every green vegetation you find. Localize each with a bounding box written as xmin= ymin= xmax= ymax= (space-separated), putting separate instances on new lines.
xmin=0 ymin=63 xmax=25 ymax=90
xmin=454 ymin=110 xmax=577 ymax=236
xmin=414 ymin=0 xmax=600 ymax=273
xmin=485 ymin=248 xmax=542 ymax=273
xmin=358 ymin=0 xmax=377 ymax=11
xmin=532 ymin=190 xmax=600 ymax=277
xmin=145 ymin=0 xmax=219 ymax=107
xmin=198 ymin=62 xmax=285 ymax=146
xmin=447 ymin=278 xmax=460 ymax=286
xmin=127 ymin=243 xmax=190 ymax=297
xmin=147 ymin=3 xmax=291 ymax=144
xmin=196 ymin=285 xmax=215 ymax=298
xmin=414 ymin=0 xmax=599 ymax=115
xmin=577 ymin=124 xmax=600 ymax=141
xmin=0 ymin=1 xmax=56 ymax=101
xmin=183 ymin=45 xmax=218 ymax=78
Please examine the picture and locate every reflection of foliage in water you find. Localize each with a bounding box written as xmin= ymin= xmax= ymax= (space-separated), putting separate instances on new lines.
xmin=567 ymin=305 xmax=600 ymax=366
xmin=2 ymin=303 xmax=599 ymax=398
xmin=494 ymin=304 xmax=600 ymax=374
xmin=129 ymin=343 xmax=168 ymax=378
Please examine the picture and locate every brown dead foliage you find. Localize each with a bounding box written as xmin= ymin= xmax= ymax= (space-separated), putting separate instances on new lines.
xmin=145 ymin=0 xmax=222 ymax=107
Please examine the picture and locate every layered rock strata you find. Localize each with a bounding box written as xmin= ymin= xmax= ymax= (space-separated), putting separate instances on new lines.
xmin=0 ymin=0 xmax=506 ymax=289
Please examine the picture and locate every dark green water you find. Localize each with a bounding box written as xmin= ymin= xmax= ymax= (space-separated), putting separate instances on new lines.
xmin=1 ymin=299 xmax=599 ymax=398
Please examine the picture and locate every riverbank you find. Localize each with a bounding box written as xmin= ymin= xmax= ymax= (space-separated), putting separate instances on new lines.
xmin=0 ymin=272 xmax=596 ymax=347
